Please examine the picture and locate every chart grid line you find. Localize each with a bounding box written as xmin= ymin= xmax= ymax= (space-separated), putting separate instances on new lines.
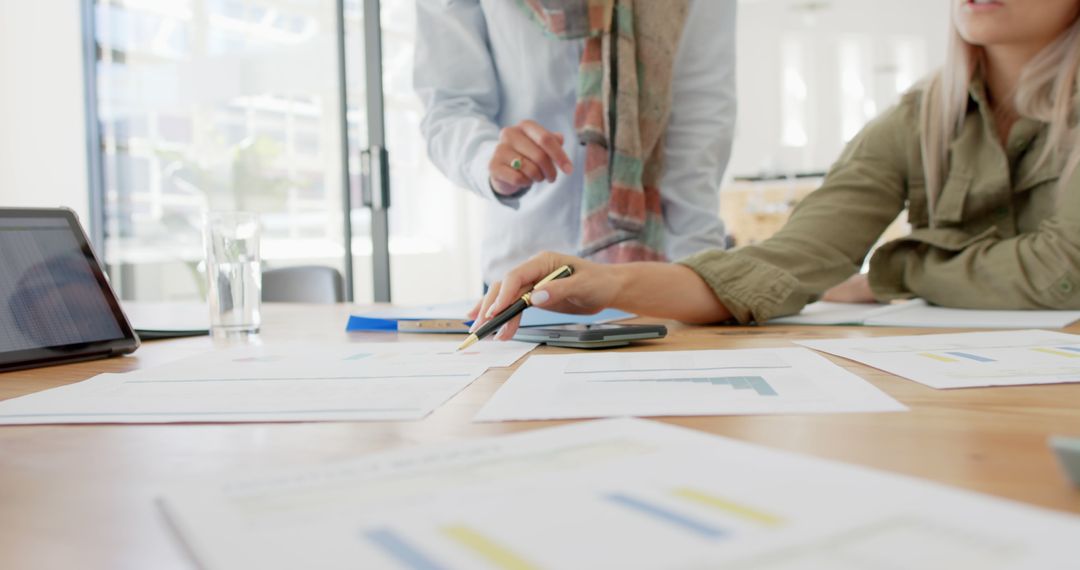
xmin=0 ymin=408 xmax=423 ymax=419
xmin=566 ymin=365 xmax=791 ymax=375
xmin=591 ymin=376 xmax=778 ymax=396
xmin=123 ymin=373 xmax=471 ymax=384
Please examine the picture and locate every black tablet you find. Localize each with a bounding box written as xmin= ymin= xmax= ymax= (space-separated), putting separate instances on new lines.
xmin=0 ymin=208 xmax=139 ymax=372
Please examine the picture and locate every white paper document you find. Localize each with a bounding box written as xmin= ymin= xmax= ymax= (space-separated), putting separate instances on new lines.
xmin=159 ymin=418 xmax=1080 ymax=570
xmin=0 ymin=341 xmax=536 ymax=424
xmin=798 ymin=329 xmax=1080 ymax=389
xmin=770 ymin=299 xmax=1080 ymax=329
xmin=474 ymin=348 xmax=905 ymax=422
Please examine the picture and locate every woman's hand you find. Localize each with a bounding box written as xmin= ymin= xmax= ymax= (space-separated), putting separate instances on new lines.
xmin=822 ymin=273 xmax=876 ymax=303
xmin=488 ymin=120 xmax=574 ymax=196
xmin=468 ymin=252 xmax=624 ymax=340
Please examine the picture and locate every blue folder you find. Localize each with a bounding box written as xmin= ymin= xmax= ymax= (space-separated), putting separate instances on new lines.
xmin=346 ymin=301 xmax=634 ymax=333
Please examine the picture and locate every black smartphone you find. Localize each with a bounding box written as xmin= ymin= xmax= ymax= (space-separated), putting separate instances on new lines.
xmin=512 ymin=323 xmax=667 ymax=348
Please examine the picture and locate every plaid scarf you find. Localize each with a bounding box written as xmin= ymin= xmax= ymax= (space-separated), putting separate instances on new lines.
xmin=519 ymin=0 xmax=689 ymax=262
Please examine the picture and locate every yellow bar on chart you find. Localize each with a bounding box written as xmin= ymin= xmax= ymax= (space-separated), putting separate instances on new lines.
xmin=918 ymin=352 xmax=958 ymax=363
xmin=442 ymin=525 xmax=539 ymax=570
xmin=672 ymin=487 xmax=785 ymax=527
xmin=1031 ymin=348 xmax=1080 ymax=358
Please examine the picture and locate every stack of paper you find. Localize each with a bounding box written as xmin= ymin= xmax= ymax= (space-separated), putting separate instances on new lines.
xmin=770 ymin=299 xmax=1080 ymax=328
xmin=0 ymin=341 xmax=535 ymax=424
xmin=475 ymin=347 xmax=905 ymax=421
xmin=159 ymin=418 xmax=1080 ymax=570
xmin=799 ymin=329 xmax=1080 ymax=389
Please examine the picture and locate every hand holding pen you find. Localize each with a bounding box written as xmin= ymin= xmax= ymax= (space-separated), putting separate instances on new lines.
xmin=463 ymin=252 xmax=628 ymax=348
xmin=458 ymin=264 xmax=573 ymax=350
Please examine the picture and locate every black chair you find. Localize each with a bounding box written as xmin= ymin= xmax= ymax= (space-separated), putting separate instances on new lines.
xmin=262 ymin=265 xmax=345 ymax=304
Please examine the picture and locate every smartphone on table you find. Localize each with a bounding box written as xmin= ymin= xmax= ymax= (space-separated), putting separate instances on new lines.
xmin=512 ymin=323 xmax=667 ymax=348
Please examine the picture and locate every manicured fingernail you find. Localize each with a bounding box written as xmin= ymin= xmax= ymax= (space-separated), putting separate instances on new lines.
xmin=531 ymin=290 xmax=550 ymax=305
xmin=468 ymin=320 xmax=478 ymax=333
xmin=485 ymin=306 xmax=497 ymax=319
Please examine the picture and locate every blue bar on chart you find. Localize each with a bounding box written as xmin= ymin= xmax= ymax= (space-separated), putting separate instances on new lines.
xmin=364 ymin=528 xmax=448 ymax=570
xmin=594 ymin=376 xmax=778 ymax=396
xmin=943 ymin=352 xmax=995 ymax=363
xmin=605 ymin=493 xmax=729 ymax=540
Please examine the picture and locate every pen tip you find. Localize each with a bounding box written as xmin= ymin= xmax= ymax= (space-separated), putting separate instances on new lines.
xmin=457 ymin=334 xmax=479 ymax=352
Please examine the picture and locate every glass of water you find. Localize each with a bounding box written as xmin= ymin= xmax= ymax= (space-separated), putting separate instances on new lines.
xmin=204 ymin=211 xmax=261 ymax=340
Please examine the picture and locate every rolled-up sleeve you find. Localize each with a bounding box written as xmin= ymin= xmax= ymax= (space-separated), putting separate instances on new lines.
xmin=659 ymin=0 xmax=737 ymax=259
xmin=870 ymin=166 xmax=1080 ymax=309
xmin=414 ymin=0 xmax=502 ymax=200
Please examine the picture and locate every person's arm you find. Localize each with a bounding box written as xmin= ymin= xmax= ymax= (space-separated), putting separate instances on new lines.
xmin=658 ymin=0 xmax=736 ymax=258
xmin=414 ymin=0 xmax=573 ymax=202
xmin=673 ymin=98 xmax=915 ymax=323
xmin=870 ymin=165 xmax=1080 ymax=309
xmin=414 ymin=0 xmax=503 ymax=200
xmin=473 ymin=251 xmax=731 ymax=340
xmin=475 ymin=99 xmax=916 ymax=331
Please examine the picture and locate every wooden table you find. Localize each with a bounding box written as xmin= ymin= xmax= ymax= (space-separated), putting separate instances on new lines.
xmin=1 ymin=303 xmax=1078 ymax=569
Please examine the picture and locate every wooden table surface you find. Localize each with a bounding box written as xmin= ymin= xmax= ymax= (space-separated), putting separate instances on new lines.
xmin=1 ymin=303 xmax=1078 ymax=569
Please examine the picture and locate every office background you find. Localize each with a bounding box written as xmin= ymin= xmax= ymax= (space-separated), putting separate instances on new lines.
xmin=0 ymin=0 xmax=948 ymax=306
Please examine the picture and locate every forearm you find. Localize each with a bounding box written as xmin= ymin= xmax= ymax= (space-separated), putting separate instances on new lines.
xmin=610 ymin=262 xmax=732 ymax=324
xmin=414 ymin=0 xmax=501 ymax=198
xmin=872 ymin=229 xmax=1080 ymax=309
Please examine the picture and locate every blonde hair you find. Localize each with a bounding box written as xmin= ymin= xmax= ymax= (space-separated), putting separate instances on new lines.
xmin=920 ymin=12 xmax=1080 ymax=222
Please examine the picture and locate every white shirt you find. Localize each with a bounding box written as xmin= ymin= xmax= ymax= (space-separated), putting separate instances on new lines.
xmin=414 ymin=0 xmax=736 ymax=284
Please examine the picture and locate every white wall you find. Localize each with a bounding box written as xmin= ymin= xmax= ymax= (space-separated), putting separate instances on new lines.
xmin=0 ymin=1 xmax=90 ymax=221
xmin=730 ymin=0 xmax=951 ymax=178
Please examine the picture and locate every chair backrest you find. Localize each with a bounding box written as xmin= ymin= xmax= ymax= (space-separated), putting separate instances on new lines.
xmin=261 ymin=265 xmax=345 ymax=304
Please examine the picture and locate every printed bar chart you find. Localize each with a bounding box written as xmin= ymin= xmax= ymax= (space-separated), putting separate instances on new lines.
xmin=159 ymin=419 xmax=1080 ymax=570
xmin=799 ymin=331 xmax=1080 ymax=389
xmin=475 ymin=348 xmax=904 ymax=421
xmin=593 ymin=376 xmax=779 ymax=396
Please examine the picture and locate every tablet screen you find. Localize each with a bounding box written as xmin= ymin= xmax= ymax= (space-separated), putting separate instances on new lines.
xmin=0 ymin=209 xmax=138 ymax=370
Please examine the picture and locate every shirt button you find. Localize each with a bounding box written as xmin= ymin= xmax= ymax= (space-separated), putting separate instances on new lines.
xmin=1060 ymin=279 xmax=1074 ymax=293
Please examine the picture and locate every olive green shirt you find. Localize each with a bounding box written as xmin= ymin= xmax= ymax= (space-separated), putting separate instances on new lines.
xmin=679 ymin=80 xmax=1080 ymax=323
